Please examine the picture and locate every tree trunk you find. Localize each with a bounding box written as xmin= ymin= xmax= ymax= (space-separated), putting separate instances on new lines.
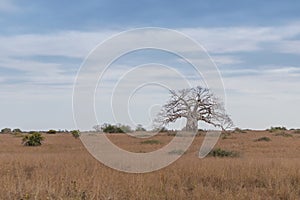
xmin=184 ymin=115 xmax=198 ymax=132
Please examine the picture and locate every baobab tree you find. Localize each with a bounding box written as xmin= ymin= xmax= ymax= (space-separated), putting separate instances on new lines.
xmin=155 ymin=86 xmax=233 ymax=131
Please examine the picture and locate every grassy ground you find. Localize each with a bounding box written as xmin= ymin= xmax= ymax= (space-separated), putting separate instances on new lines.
xmin=1 ymin=130 xmax=300 ymax=199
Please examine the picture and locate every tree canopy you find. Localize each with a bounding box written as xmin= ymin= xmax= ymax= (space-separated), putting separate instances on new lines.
xmin=155 ymin=86 xmax=233 ymax=131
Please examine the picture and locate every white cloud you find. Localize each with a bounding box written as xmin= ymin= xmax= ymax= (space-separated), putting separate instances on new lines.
xmin=0 ymin=22 xmax=299 ymax=71
xmin=1 ymin=23 xmax=300 ymax=129
xmin=0 ymin=58 xmax=75 ymax=87
xmin=221 ymin=65 xmax=300 ymax=129
xmin=273 ymin=40 xmax=300 ymax=55
xmin=224 ymin=67 xmax=300 ymax=94
xmin=181 ymin=23 xmax=300 ymax=53
xmin=210 ymin=55 xmax=243 ymax=66
xmin=0 ymin=31 xmax=113 ymax=59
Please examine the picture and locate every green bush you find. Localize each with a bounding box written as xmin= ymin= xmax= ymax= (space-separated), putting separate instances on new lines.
xmin=274 ymin=132 xmax=292 ymax=137
xmin=71 ymin=130 xmax=80 ymax=139
xmin=99 ymin=123 xmax=133 ymax=133
xmin=11 ymin=128 xmax=22 ymax=137
xmin=22 ymin=132 xmax=44 ymax=146
xmin=208 ymin=148 xmax=238 ymax=157
xmin=102 ymin=124 xmax=125 ymax=133
xmin=28 ymin=131 xmax=37 ymax=134
xmin=119 ymin=124 xmax=132 ymax=133
xmin=47 ymin=129 xmax=57 ymax=134
xmin=140 ymin=139 xmax=161 ymax=145
xmin=254 ymin=136 xmax=271 ymax=142
xmin=12 ymin=128 xmax=22 ymax=133
xmin=268 ymin=126 xmax=287 ymax=132
xmin=1 ymin=128 xmax=11 ymax=134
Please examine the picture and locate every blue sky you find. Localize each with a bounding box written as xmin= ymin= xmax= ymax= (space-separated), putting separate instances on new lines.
xmin=1 ymin=0 xmax=300 ymax=130
xmin=1 ymin=0 xmax=300 ymax=33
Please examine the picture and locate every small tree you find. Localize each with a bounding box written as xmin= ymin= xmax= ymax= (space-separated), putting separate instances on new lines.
xmin=12 ymin=128 xmax=22 ymax=133
xmin=28 ymin=131 xmax=37 ymax=134
xmin=268 ymin=126 xmax=287 ymax=132
xmin=136 ymin=124 xmax=146 ymax=131
xmin=22 ymin=132 xmax=44 ymax=146
xmin=93 ymin=124 xmax=102 ymax=132
xmin=155 ymin=86 xmax=233 ymax=131
xmin=47 ymin=129 xmax=57 ymax=134
xmin=119 ymin=124 xmax=132 ymax=132
xmin=1 ymin=128 xmax=11 ymax=134
xmin=71 ymin=130 xmax=80 ymax=139
xmin=101 ymin=124 xmax=125 ymax=133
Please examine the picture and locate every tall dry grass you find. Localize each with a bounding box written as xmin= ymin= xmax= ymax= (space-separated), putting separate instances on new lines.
xmin=1 ymin=131 xmax=300 ymax=199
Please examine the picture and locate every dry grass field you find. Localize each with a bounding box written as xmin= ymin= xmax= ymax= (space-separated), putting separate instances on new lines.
xmin=1 ymin=130 xmax=300 ymax=200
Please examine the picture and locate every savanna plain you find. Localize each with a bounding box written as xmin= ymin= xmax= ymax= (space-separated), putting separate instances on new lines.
xmin=1 ymin=129 xmax=300 ymax=200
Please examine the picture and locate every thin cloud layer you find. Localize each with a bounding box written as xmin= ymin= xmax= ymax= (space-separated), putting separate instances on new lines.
xmin=1 ymin=23 xmax=300 ymax=130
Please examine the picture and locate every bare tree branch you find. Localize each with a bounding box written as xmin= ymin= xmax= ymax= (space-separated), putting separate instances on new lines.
xmin=155 ymin=86 xmax=233 ymax=131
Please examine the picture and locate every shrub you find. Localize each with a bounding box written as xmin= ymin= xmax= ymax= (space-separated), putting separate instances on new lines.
xmin=268 ymin=126 xmax=287 ymax=132
xmin=221 ymin=131 xmax=231 ymax=139
xmin=12 ymin=132 xmax=23 ymax=137
xmin=22 ymin=132 xmax=44 ymax=146
xmin=119 ymin=124 xmax=132 ymax=133
xmin=11 ymin=128 xmax=22 ymax=137
xmin=1 ymin=128 xmax=11 ymax=134
xmin=93 ymin=125 xmax=102 ymax=132
xmin=12 ymin=128 xmax=22 ymax=133
xmin=274 ymin=132 xmax=293 ymax=137
xmin=101 ymin=124 xmax=125 ymax=133
xmin=135 ymin=124 xmax=146 ymax=131
xmin=47 ymin=129 xmax=57 ymax=134
xmin=254 ymin=136 xmax=271 ymax=142
xmin=167 ymin=131 xmax=178 ymax=136
xmin=168 ymin=149 xmax=185 ymax=155
xmin=71 ymin=130 xmax=80 ymax=139
xmin=196 ymin=129 xmax=206 ymax=136
xmin=293 ymin=129 xmax=300 ymax=134
xmin=151 ymin=126 xmax=169 ymax=133
xmin=233 ymin=127 xmax=246 ymax=133
xmin=208 ymin=148 xmax=238 ymax=157
xmin=158 ymin=127 xmax=168 ymax=133
xmin=140 ymin=139 xmax=161 ymax=145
